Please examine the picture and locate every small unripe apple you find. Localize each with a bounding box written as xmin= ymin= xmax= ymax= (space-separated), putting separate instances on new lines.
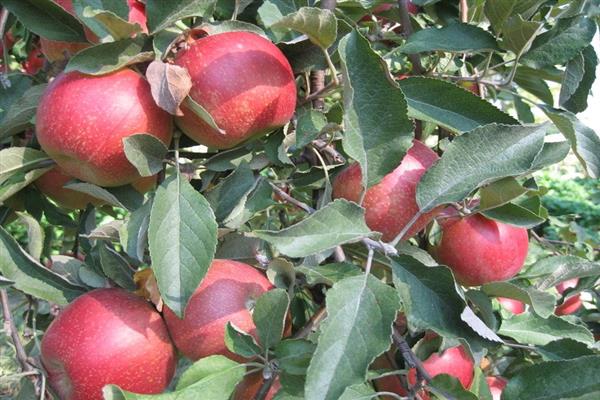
xmin=40 ymin=0 xmax=147 ymax=61
xmin=555 ymin=278 xmax=582 ymax=316
xmin=332 ymin=140 xmax=440 ymax=242
xmin=408 ymin=346 xmax=474 ymax=399
xmin=36 ymin=69 xmax=172 ymax=187
xmin=233 ymin=370 xmax=281 ymax=400
xmin=458 ymin=80 xmax=480 ymax=96
xmin=163 ymin=259 xmax=274 ymax=361
xmin=435 ymin=214 xmax=529 ymax=286
xmin=41 ymin=289 xmax=176 ymax=400
xmin=486 ymin=376 xmax=507 ymax=400
xmin=497 ymin=297 xmax=525 ymax=315
xmin=174 ymin=31 xmax=296 ymax=149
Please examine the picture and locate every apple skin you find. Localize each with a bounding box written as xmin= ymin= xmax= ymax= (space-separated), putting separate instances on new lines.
xmin=40 ymin=0 xmax=147 ymax=61
xmin=372 ymin=352 xmax=408 ymax=398
xmin=174 ymin=32 xmax=296 ymax=149
xmin=486 ymin=376 xmax=507 ymax=400
xmin=497 ymin=297 xmax=525 ymax=315
xmin=332 ymin=140 xmax=440 ymax=242
xmin=408 ymin=346 xmax=474 ymax=399
xmin=434 ymin=214 xmax=529 ymax=286
xmin=23 ymin=47 xmax=45 ymax=75
xmin=459 ymin=81 xmax=480 ymax=96
xmin=233 ymin=370 xmax=281 ymax=400
xmin=40 ymin=289 xmax=176 ymax=400
xmin=163 ymin=259 xmax=274 ymax=361
xmin=555 ymin=278 xmax=582 ymax=316
xmin=36 ymin=69 xmax=172 ymax=187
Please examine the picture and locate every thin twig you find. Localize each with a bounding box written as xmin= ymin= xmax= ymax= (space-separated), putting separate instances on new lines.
xmin=292 ymin=306 xmax=327 ymax=339
xmin=299 ymin=77 xmax=341 ymax=106
xmin=392 ymin=329 xmax=432 ymax=383
xmin=1 ymin=289 xmax=34 ymax=373
xmin=459 ymin=0 xmax=468 ymax=23
xmin=397 ymin=0 xmax=424 ymax=75
xmin=390 ymin=211 xmax=423 ymax=247
xmin=253 ymin=372 xmax=276 ymax=400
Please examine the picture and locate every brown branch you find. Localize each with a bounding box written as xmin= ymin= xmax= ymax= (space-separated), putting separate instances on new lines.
xmin=253 ymin=372 xmax=276 ymax=400
xmin=292 ymin=306 xmax=327 ymax=339
xmin=1 ymin=289 xmax=35 ymax=373
xmin=459 ymin=0 xmax=468 ymax=23
xmin=397 ymin=0 xmax=424 ymax=75
xmin=392 ymin=329 xmax=431 ymax=383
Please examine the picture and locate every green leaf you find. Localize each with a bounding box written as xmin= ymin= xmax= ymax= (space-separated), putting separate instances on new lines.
xmin=0 ymin=84 xmax=47 ymax=139
xmin=148 ymin=174 xmax=217 ymax=317
xmin=103 ymin=355 xmax=245 ymax=400
xmin=255 ymin=199 xmax=374 ymax=258
xmin=296 ymin=263 xmax=362 ymax=286
xmin=544 ymin=108 xmax=600 ymax=178
xmin=514 ymin=66 xmax=554 ymax=105
xmin=501 ymin=15 xmax=542 ymax=55
xmin=78 ymin=6 xmax=142 ymax=40
xmin=119 ymin=199 xmax=152 ymax=262
xmin=184 ymin=96 xmax=226 ymax=134
xmin=197 ymin=20 xmax=268 ymax=38
xmin=1 ymin=0 xmax=87 ymax=42
xmin=416 ymin=123 xmax=548 ymax=212
xmin=205 ymin=163 xmax=256 ymax=223
xmin=15 ymin=212 xmax=45 ymax=260
xmin=304 ymin=275 xmax=400 ymax=400
xmin=0 ymin=227 xmax=84 ymax=305
xmin=502 ymin=356 xmax=600 ymax=400
xmin=0 ymin=74 xmax=33 ymax=124
xmin=295 ymin=107 xmax=328 ymax=149
xmin=122 ymin=133 xmax=169 ymax=177
xmin=48 ymin=255 xmax=88 ymax=287
xmin=560 ymin=45 xmax=597 ymax=113
xmin=478 ymin=177 xmax=528 ymax=211
xmin=498 ymin=313 xmax=594 ymax=346
xmin=224 ymin=322 xmax=262 ymax=358
xmin=0 ymin=147 xmax=53 ymax=202
xmin=274 ymin=339 xmax=316 ymax=376
xmin=72 ymin=0 xmax=129 ymax=20
xmin=0 ymin=276 xmax=15 ymax=288
xmin=338 ymin=29 xmax=413 ymax=188
xmin=65 ymin=38 xmax=153 ymax=76
xmin=559 ymin=51 xmax=586 ymax=108
xmin=272 ymin=7 xmax=337 ymax=49
xmin=527 ymin=141 xmax=570 ymax=172
xmin=522 ymin=16 xmax=597 ymax=68
xmin=146 ymin=0 xmax=216 ymax=34
xmin=401 ymin=23 xmax=498 ymax=54
xmin=390 ymin=255 xmax=498 ymax=353
xmin=98 ymin=244 xmax=135 ymax=290
xmin=63 ymin=182 xmax=127 ymax=209
xmin=253 ymin=288 xmax=289 ymax=350
xmin=257 ymin=0 xmax=299 ymax=43
xmin=480 ymin=202 xmax=546 ymax=228
xmin=428 ymin=375 xmax=479 ymax=400
xmin=481 ymin=281 xmax=556 ymax=318
xmin=338 ymin=384 xmax=377 ymax=400
xmin=531 ymin=256 xmax=600 ymax=290
xmin=537 ymin=339 xmax=596 ymax=361
xmin=398 ymin=78 xmax=518 ymax=133
xmin=484 ymin=0 xmax=545 ymax=33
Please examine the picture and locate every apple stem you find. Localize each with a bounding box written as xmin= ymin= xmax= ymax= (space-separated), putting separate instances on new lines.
xmin=321 ymin=48 xmax=339 ymax=86
xmin=397 ymin=0 xmax=424 ymax=75
xmin=365 ymin=247 xmax=374 ymax=275
xmin=253 ymin=372 xmax=276 ymax=400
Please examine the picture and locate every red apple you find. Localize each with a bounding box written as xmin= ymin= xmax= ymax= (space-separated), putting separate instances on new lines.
xmin=372 ymin=352 xmax=408 ymax=398
xmin=408 ymin=346 xmax=474 ymax=399
xmin=40 ymin=0 xmax=147 ymax=61
xmin=332 ymin=140 xmax=440 ymax=242
xmin=233 ymin=370 xmax=281 ymax=400
xmin=434 ymin=214 xmax=529 ymax=286
xmin=174 ymin=31 xmax=296 ymax=149
xmin=23 ymin=47 xmax=46 ymax=75
xmin=555 ymin=278 xmax=582 ymax=316
xmin=163 ymin=259 xmax=274 ymax=361
xmin=459 ymin=80 xmax=480 ymax=96
xmin=497 ymin=297 xmax=525 ymax=315
xmin=40 ymin=289 xmax=176 ymax=400
xmin=36 ymin=69 xmax=172 ymax=187
xmin=486 ymin=376 xmax=507 ymax=400
xmin=407 ymin=1 xmax=420 ymax=14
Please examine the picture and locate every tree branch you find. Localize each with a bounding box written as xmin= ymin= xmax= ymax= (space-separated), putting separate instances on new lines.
xmin=1 ymin=289 xmax=35 ymax=373
xmin=397 ymin=0 xmax=424 ymax=75
xmin=253 ymin=372 xmax=276 ymax=400
xmin=292 ymin=306 xmax=327 ymax=339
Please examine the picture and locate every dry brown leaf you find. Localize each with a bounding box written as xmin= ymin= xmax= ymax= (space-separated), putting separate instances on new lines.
xmin=145 ymin=60 xmax=192 ymax=116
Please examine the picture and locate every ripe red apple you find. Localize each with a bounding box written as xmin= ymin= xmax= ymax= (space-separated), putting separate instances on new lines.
xmin=372 ymin=352 xmax=408 ymax=398
xmin=555 ymin=278 xmax=582 ymax=316
xmin=497 ymin=297 xmax=525 ymax=315
xmin=408 ymin=346 xmax=474 ymax=399
xmin=163 ymin=259 xmax=274 ymax=361
xmin=332 ymin=140 xmax=440 ymax=242
xmin=40 ymin=0 xmax=147 ymax=61
xmin=36 ymin=69 xmax=172 ymax=187
xmin=233 ymin=370 xmax=281 ymax=400
xmin=35 ymin=167 xmax=157 ymax=209
xmin=174 ymin=31 xmax=296 ymax=149
xmin=23 ymin=47 xmax=46 ymax=75
xmin=486 ymin=376 xmax=507 ymax=400
xmin=40 ymin=289 xmax=176 ymax=400
xmin=434 ymin=214 xmax=529 ymax=286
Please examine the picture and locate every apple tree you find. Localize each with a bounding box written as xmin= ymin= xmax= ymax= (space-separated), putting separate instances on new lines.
xmin=1 ymin=0 xmax=599 ymax=399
